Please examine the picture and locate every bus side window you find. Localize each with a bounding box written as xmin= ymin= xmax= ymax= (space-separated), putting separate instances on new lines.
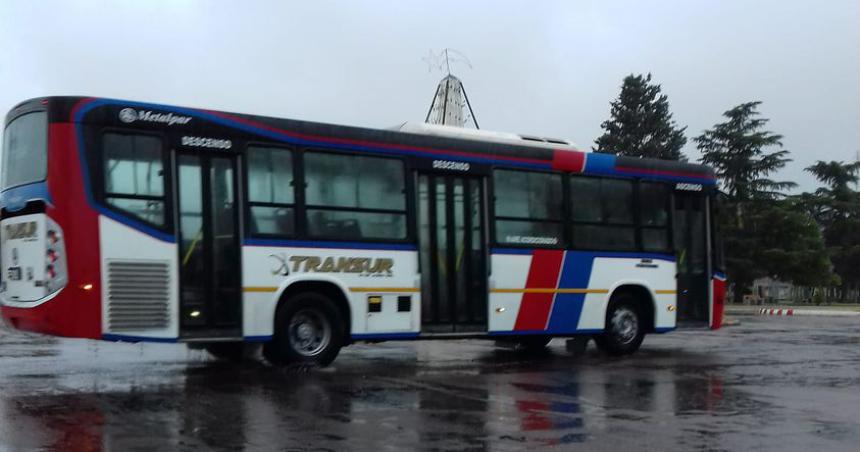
xmin=569 ymin=176 xmax=635 ymax=251
xmin=639 ymin=182 xmax=671 ymax=252
xmin=247 ymin=145 xmax=295 ymax=236
xmin=492 ymin=169 xmax=564 ymax=247
xmin=102 ymin=133 xmax=166 ymax=227
xmin=304 ymin=151 xmax=407 ymax=241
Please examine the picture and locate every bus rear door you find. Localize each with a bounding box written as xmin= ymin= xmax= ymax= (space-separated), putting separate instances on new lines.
xmin=673 ymin=188 xmax=711 ymax=326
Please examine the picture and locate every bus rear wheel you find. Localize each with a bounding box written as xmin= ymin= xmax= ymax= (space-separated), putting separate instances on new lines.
xmin=594 ymin=293 xmax=645 ymax=356
xmin=263 ymin=292 xmax=344 ymax=367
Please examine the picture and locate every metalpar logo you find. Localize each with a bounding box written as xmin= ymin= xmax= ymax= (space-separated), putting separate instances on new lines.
xmin=118 ymin=108 xmax=192 ymax=126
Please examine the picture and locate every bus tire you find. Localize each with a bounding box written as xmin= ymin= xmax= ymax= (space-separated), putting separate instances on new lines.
xmin=594 ymin=293 xmax=645 ymax=356
xmin=263 ymin=292 xmax=344 ymax=367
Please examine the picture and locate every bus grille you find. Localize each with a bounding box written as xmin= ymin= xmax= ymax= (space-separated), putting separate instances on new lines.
xmin=107 ymin=260 xmax=170 ymax=332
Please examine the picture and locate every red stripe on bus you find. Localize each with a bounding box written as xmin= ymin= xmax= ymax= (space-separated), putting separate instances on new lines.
xmin=513 ymin=250 xmax=564 ymax=331
xmin=551 ymin=150 xmax=586 ymax=172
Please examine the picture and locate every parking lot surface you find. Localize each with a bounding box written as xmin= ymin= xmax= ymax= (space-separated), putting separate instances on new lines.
xmin=1 ymin=315 xmax=859 ymax=451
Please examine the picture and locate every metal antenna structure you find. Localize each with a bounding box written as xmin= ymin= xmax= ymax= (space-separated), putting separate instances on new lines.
xmin=423 ymin=48 xmax=479 ymax=129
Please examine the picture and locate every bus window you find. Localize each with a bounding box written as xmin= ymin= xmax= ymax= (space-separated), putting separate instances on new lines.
xmin=569 ymin=176 xmax=635 ymax=250
xmin=247 ymin=146 xmax=295 ymax=236
xmin=304 ymin=152 xmax=406 ymax=240
xmin=493 ymin=169 xmax=563 ymax=247
xmin=2 ymin=111 xmax=47 ymax=190
xmin=639 ymin=182 xmax=670 ymax=252
xmin=102 ymin=133 xmax=165 ymax=226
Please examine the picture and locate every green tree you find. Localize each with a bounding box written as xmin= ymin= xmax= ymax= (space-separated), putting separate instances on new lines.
xmin=805 ymin=160 xmax=860 ymax=221
xmin=594 ymin=73 xmax=687 ymax=160
xmin=695 ymin=101 xmax=795 ymax=202
xmin=716 ymin=199 xmax=832 ymax=302
xmin=750 ymin=201 xmax=832 ymax=287
xmin=804 ymin=161 xmax=860 ymax=300
xmin=696 ymin=102 xmax=830 ymax=302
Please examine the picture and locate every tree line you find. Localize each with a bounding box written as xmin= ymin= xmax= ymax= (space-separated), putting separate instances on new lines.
xmin=595 ymin=74 xmax=859 ymax=303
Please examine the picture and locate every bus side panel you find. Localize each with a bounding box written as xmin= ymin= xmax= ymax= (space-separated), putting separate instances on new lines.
xmin=487 ymin=251 xmax=533 ymax=332
xmin=1 ymin=122 xmax=102 ymax=339
xmin=98 ymin=215 xmax=179 ymax=340
xmin=577 ymin=256 xmax=677 ymax=332
xmin=489 ymin=250 xmax=677 ymax=334
xmin=240 ymin=244 xmax=420 ymax=339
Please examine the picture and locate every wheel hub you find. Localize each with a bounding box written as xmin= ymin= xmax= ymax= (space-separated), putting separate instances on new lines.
xmin=289 ymin=309 xmax=332 ymax=357
xmin=611 ymin=308 xmax=639 ymax=344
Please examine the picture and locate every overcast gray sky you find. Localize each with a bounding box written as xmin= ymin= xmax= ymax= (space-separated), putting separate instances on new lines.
xmin=1 ymin=0 xmax=858 ymax=191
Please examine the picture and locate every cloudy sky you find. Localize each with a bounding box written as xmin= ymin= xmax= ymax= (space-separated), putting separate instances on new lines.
xmin=1 ymin=0 xmax=858 ymax=191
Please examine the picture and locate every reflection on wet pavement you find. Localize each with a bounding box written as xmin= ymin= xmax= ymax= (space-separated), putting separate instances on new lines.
xmin=2 ymin=316 xmax=860 ymax=451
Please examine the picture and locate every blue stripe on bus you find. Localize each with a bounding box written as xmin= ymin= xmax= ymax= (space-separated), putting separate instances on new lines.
xmin=620 ymin=171 xmax=716 ymax=185
xmin=488 ymin=329 xmax=603 ymax=336
xmin=243 ymin=335 xmax=273 ymax=342
xmin=351 ymin=332 xmax=420 ymax=340
xmin=243 ymin=238 xmax=417 ymax=251
xmin=654 ymin=327 xmax=676 ymax=333
xmin=583 ymin=152 xmax=617 ymax=175
xmin=0 ymin=180 xmax=52 ymax=211
xmin=102 ymin=334 xmax=178 ymax=343
xmin=546 ymin=252 xmax=595 ymax=333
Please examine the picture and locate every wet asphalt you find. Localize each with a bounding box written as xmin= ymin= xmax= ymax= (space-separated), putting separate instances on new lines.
xmin=0 ymin=316 xmax=859 ymax=452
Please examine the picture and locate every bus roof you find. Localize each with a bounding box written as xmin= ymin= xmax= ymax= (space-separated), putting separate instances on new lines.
xmin=13 ymin=96 xmax=716 ymax=185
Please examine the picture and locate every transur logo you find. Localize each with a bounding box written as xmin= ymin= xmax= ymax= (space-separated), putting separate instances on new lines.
xmin=117 ymin=107 xmax=192 ymax=126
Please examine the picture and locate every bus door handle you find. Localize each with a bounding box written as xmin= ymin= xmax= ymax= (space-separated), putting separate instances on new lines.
xmin=636 ymin=259 xmax=658 ymax=269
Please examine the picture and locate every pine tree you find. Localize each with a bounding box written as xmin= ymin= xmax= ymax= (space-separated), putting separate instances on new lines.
xmin=594 ymin=73 xmax=687 ymax=160
xmin=804 ymin=161 xmax=860 ymax=300
xmin=695 ymin=101 xmax=795 ymax=201
xmin=696 ymin=102 xmax=831 ymax=303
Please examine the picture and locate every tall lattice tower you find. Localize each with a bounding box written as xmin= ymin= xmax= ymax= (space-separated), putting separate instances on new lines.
xmin=424 ymin=49 xmax=479 ymax=129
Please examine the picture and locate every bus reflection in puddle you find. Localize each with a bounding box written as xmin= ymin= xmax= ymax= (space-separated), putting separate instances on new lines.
xmin=2 ymin=355 xmax=732 ymax=451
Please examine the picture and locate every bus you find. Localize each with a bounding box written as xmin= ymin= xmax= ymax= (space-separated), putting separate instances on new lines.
xmin=0 ymin=96 xmax=725 ymax=366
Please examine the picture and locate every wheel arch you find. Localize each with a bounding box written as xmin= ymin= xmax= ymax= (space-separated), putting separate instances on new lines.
xmin=605 ymin=283 xmax=656 ymax=333
xmin=274 ymin=277 xmax=353 ymax=343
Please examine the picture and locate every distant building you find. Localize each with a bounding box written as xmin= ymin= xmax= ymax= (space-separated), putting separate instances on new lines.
xmin=751 ymin=277 xmax=793 ymax=303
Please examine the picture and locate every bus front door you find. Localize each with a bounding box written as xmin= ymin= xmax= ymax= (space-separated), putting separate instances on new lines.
xmin=176 ymin=152 xmax=242 ymax=338
xmin=417 ymin=173 xmax=488 ymax=333
xmin=673 ymin=190 xmax=711 ymax=326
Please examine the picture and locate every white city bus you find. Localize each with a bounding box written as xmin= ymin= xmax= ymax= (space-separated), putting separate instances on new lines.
xmin=0 ymin=97 xmax=725 ymax=366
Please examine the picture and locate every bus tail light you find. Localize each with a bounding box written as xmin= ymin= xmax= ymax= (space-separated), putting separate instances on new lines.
xmin=44 ymin=217 xmax=68 ymax=295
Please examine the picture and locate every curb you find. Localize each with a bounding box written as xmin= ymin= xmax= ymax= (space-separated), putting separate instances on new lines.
xmin=758 ymin=308 xmax=860 ymax=317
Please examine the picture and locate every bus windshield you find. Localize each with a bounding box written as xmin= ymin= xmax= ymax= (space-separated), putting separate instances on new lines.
xmin=2 ymin=111 xmax=47 ymax=190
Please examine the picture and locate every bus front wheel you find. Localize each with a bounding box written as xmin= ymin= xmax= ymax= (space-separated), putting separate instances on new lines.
xmin=263 ymin=292 xmax=344 ymax=367
xmin=594 ymin=293 xmax=645 ymax=356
